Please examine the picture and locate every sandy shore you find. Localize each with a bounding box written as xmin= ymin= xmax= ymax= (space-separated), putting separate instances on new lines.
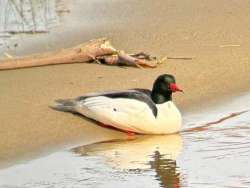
xmin=0 ymin=0 xmax=250 ymax=168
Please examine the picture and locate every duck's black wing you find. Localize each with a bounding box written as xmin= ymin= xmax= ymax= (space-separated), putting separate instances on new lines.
xmin=132 ymin=88 xmax=152 ymax=97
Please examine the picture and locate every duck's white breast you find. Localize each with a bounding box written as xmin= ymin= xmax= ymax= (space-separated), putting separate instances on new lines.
xmin=134 ymin=101 xmax=182 ymax=134
xmin=153 ymin=101 xmax=182 ymax=134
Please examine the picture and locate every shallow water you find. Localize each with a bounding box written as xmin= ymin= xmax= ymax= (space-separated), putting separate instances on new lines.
xmin=0 ymin=94 xmax=249 ymax=188
xmin=0 ymin=0 xmax=60 ymax=33
xmin=0 ymin=0 xmax=66 ymax=55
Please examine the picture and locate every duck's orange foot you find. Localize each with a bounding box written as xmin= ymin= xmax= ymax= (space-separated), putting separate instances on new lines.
xmin=126 ymin=130 xmax=136 ymax=136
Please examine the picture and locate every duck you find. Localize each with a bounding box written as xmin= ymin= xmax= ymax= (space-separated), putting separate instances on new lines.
xmin=52 ymin=74 xmax=183 ymax=134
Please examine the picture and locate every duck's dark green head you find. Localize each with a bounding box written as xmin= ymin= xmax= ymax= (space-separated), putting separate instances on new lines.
xmin=151 ymin=74 xmax=183 ymax=104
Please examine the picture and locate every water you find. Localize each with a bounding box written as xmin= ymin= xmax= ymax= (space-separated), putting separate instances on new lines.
xmin=0 ymin=0 xmax=60 ymax=33
xmin=0 ymin=94 xmax=249 ymax=188
xmin=0 ymin=0 xmax=66 ymax=53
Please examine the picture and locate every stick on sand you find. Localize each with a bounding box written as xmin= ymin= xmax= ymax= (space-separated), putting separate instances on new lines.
xmin=0 ymin=38 xmax=161 ymax=70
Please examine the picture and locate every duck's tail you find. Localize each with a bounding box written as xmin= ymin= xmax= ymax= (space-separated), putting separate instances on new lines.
xmin=50 ymin=98 xmax=77 ymax=112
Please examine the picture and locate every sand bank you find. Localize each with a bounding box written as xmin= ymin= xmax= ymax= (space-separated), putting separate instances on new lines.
xmin=0 ymin=0 xmax=250 ymax=168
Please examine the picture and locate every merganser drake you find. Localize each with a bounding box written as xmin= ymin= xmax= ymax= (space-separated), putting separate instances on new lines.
xmin=53 ymin=74 xmax=183 ymax=134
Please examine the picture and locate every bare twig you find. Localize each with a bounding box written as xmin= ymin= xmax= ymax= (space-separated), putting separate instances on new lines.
xmin=167 ymin=57 xmax=193 ymax=60
xmin=219 ymin=44 xmax=240 ymax=48
xmin=29 ymin=0 xmax=37 ymax=32
xmin=7 ymin=30 xmax=48 ymax=34
xmin=9 ymin=0 xmax=29 ymax=27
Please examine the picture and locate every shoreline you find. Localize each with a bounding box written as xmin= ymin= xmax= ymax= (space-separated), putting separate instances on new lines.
xmin=1 ymin=0 xmax=250 ymax=168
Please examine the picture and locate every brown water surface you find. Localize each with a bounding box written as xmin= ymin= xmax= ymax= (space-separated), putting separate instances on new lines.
xmin=0 ymin=94 xmax=249 ymax=188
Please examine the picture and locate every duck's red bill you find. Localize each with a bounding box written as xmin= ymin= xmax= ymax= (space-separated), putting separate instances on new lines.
xmin=170 ymin=83 xmax=184 ymax=93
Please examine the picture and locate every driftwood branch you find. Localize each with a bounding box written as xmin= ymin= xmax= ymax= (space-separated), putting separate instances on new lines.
xmin=0 ymin=38 xmax=116 ymax=70
xmin=0 ymin=38 xmax=162 ymax=70
xmin=96 ymin=52 xmax=158 ymax=68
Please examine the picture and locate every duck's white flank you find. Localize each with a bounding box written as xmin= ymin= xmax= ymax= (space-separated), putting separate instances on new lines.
xmin=75 ymin=96 xmax=182 ymax=134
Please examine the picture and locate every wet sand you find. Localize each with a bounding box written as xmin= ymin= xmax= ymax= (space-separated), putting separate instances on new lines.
xmin=1 ymin=0 xmax=250 ymax=167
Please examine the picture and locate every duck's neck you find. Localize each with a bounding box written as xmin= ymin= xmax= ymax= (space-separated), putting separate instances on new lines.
xmin=151 ymin=90 xmax=172 ymax=104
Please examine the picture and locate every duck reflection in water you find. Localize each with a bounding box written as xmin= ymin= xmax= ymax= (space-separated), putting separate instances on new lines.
xmin=73 ymin=134 xmax=183 ymax=188
xmin=150 ymin=150 xmax=181 ymax=188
